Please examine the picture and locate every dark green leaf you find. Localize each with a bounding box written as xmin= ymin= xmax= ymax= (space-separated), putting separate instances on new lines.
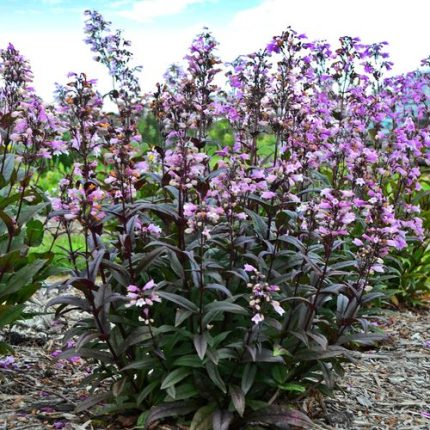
xmin=137 ymin=381 xmax=159 ymax=405
xmin=0 ymin=304 xmax=25 ymax=327
xmin=194 ymin=333 xmax=207 ymax=360
xmin=190 ymin=404 xmax=216 ymax=430
xmin=134 ymin=247 xmax=165 ymax=273
xmin=0 ymin=260 xmax=46 ymax=299
xmin=0 ymin=154 xmax=15 ymax=183
xmin=25 ymin=219 xmax=44 ymax=247
xmin=204 ymin=301 xmax=247 ymax=315
xmin=244 ymin=208 xmax=268 ymax=238
xmin=121 ymin=357 xmax=155 ymax=371
xmin=0 ymin=250 xmax=20 ymax=273
xmin=212 ymin=409 xmax=234 ymax=430
xmin=0 ymin=209 xmax=15 ymax=236
xmin=0 ymin=341 xmax=14 ymax=355
xmin=75 ymin=392 xmax=111 ymax=412
xmin=173 ymin=355 xmax=204 ymax=368
xmin=46 ymin=295 xmax=90 ymax=312
xmin=206 ymin=283 xmax=232 ymax=297
xmin=241 ymin=363 xmax=257 ymax=394
xmin=246 ymin=406 xmax=312 ymax=429
xmin=279 ymin=383 xmax=306 ymax=393
xmin=144 ymin=400 xmax=199 ymax=430
xmin=157 ymin=291 xmax=199 ymax=313
xmin=161 ymin=368 xmax=192 ymax=390
xmin=206 ymin=362 xmax=226 ymax=393
xmin=18 ymin=202 xmax=48 ymax=225
xmin=229 ymin=385 xmax=245 ymax=416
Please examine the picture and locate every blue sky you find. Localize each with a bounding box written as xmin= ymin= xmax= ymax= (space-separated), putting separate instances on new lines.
xmin=1 ymin=0 xmax=430 ymax=101
xmin=0 ymin=0 xmax=259 ymax=32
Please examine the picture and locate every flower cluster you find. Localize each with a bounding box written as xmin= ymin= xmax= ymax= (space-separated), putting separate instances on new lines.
xmin=244 ymin=264 xmax=284 ymax=324
xmin=10 ymin=94 xmax=65 ymax=161
xmin=126 ymin=281 xmax=161 ymax=324
xmin=84 ymin=9 xmax=142 ymax=97
xmin=150 ymin=30 xmax=220 ymax=139
xmin=0 ymin=43 xmax=33 ymax=111
xmin=315 ymin=189 xmax=356 ymax=238
xmin=183 ymin=201 xmax=224 ymax=237
xmin=164 ymin=135 xmax=208 ymax=188
xmin=0 ymin=355 xmax=16 ymax=369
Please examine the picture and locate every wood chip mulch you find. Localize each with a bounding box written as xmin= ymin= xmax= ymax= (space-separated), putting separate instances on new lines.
xmin=313 ymin=309 xmax=430 ymax=430
xmin=0 ymin=288 xmax=429 ymax=430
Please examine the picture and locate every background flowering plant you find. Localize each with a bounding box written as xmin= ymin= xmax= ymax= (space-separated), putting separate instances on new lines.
xmin=1 ymin=10 xmax=429 ymax=429
xmin=0 ymin=44 xmax=60 ymax=353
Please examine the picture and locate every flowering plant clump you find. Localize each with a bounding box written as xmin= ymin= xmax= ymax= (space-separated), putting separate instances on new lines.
xmin=0 ymin=44 xmax=59 ymax=353
xmin=0 ymin=9 xmax=427 ymax=429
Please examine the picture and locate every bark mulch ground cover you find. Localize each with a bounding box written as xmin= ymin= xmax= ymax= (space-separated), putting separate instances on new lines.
xmin=312 ymin=308 xmax=430 ymax=430
xmin=0 ymin=287 xmax=429 ymax=430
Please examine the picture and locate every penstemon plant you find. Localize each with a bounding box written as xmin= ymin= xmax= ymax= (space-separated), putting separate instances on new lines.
xmin=0 ymin=44 xmax=62 ymax=353
xmin=42 ymin=10 xmax=430 ymax=429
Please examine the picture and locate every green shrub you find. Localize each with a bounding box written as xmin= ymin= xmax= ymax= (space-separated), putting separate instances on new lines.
xmin=388 ymin=175 xmax=430 ymax=306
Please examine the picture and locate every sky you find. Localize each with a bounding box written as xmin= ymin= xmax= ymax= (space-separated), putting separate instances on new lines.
xmin=1 ymin=0 xmax=430 ymax=102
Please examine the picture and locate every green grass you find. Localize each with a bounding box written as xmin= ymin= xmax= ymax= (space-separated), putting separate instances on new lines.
xmin=35 ymin=231 xmax=86 ymax=270
xmin=37 ymin=170 xmax=65 ymax=193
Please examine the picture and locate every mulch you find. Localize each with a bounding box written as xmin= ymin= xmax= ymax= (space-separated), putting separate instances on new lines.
xmin=313 ymin=308 xmax=430 ymax=430
xmin=0 ymin=287 xmax=429 ymax=430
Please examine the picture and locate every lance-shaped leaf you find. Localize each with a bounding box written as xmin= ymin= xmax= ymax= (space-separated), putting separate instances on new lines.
xmin=161 ymin=368 xmax=192 ymax=390
xmin=157 ymin=291 xmax=199 ymax=313
xmin=46 ymin=295 xmax=91 ymax=312
xmin=193 ymin=333 xmax=208 ymax=360
xmin=241 ymin=363 xmax=257 ymax=394
xmin=229 ymin=385 xmax=245 ymax=416
xmin=143 ymin=400 xmax=199 ymax=430
xmin=190 ymin=404 xmax=216 ymax=430
xmin=245 ymin=406 xmax=313 ymax=429
xmin=212 ymin=409 xmax=234 ymax=430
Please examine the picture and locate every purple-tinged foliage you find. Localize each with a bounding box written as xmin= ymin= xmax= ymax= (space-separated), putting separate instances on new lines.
xmin=0 ymin=44 xmax=59 ymax=354
xmin=1 ymin=9 xmax=429 ymax=429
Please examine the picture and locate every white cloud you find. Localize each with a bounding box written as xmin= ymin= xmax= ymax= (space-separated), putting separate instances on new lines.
xmin=3 ymin=31 xmax=112 ymax=103
xmin=212 ymin=0 xmax=430 ymax=74
xmin=117 ymin=0 xmax=207 ymax=22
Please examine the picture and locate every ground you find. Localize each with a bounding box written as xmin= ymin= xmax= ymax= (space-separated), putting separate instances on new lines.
xmin=313 ymin=309 xmax=430 ymax=429
xmin=0 ymin=287 xmax=429 ymax=430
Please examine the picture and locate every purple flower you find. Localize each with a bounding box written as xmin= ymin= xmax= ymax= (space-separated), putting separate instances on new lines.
xmin=244 ymin=264 xmax=257 ymax=272
xmin=266 ymin=39 xmax=280 ymax=54
xmin=0 ymin=356 xmax=15 ymax=368
xmin=68 ymin=356 xmax=81 ymax=365
xmin=252 ymin=313 xmax=264 ymax=324
xmin=420 ymin=411 xmax=430 ymax=419
xmin=261 ymin=191 xmax=276 ymax=199
xmin=51 ymin=350 xmax=62 ymax=358
xmin=146 ymin=223 xmax=162 ymax=237
xmin=143 ymin=279 xmax=155 ymax=290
